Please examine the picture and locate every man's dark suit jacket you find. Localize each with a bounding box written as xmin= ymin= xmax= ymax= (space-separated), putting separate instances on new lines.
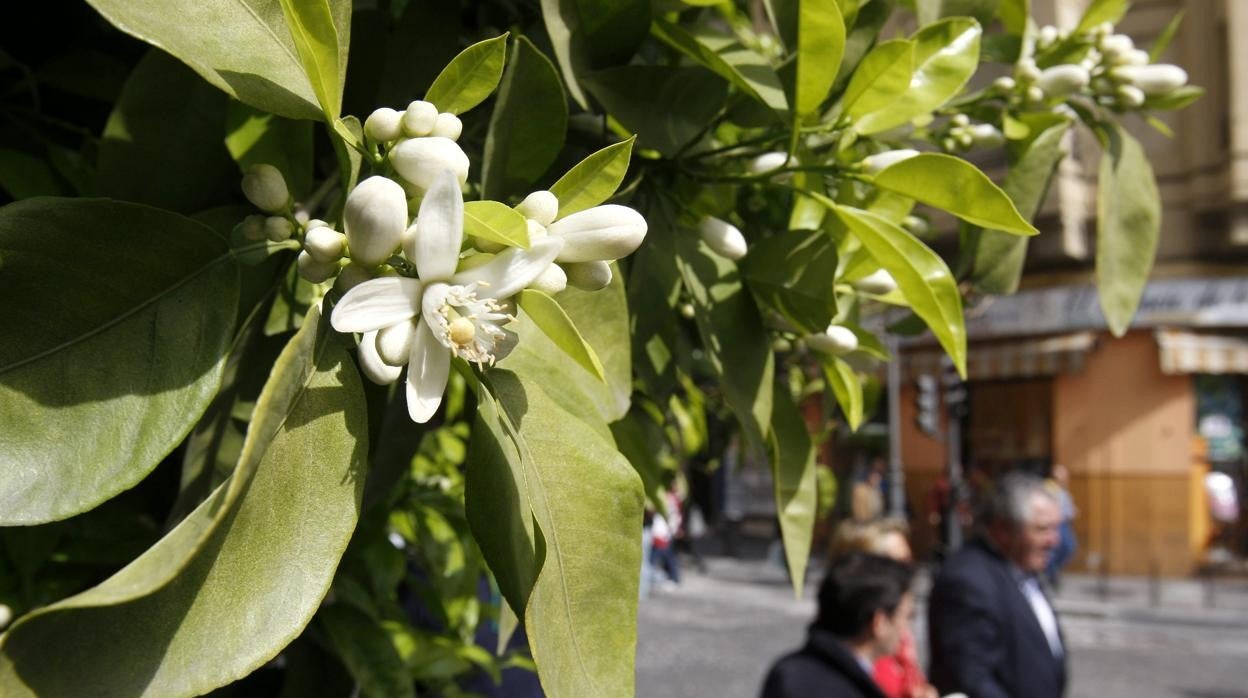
xmin=928 ymin=538 xmax=1067 ymax=698
xmin=760 ymin=626 xmax=886 ymax=698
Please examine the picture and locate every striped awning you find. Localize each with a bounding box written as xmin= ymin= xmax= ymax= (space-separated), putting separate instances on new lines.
xmin=1156 ymin=329 xmax=1248 ymax=374
xmin=905 ymin=332 xmax=1098 ymax=381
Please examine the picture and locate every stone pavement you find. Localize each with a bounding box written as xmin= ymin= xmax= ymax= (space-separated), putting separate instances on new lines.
xmin=636 ymin=553 xmax=1248 ymax=698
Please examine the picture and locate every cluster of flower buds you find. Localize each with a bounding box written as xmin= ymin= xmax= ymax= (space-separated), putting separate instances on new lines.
xmin=994 ymin=22 xmax=1188 ymax=112
xmin=234 ymin=102 xmax=649 ymax=423
xmin=938 ymin=114 xmax=1005 ymax=153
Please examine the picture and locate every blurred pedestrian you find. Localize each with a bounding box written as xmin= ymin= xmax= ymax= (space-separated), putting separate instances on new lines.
xmin=928 ymin=473 xmax=1066 ymax=698
xmin=829 ymin=520 xmax=937 ymax=698
xmin=761 ymin=552 xmax=916 ymax=698
xmin=852 ymin=467 xmax=885 ymax=523
xmin=1044 ymin=465 xmax=1077 ymax=588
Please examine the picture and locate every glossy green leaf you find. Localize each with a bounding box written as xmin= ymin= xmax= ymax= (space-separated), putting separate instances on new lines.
xmin=225 ymin=102 xmax=315 ymax=198
xmin=970 ymin=115 xmax=1071 ymax=294
xmin=651 ymin=19 xmax=788 ymax=114
xmin=84 ymin=0 xmax=351 ymax=120
xmin=823 ymin=355 xmax=864 ymax=430
xmin=583 ymin=66 xmax=728 ymax=157
xmin=920 ymin=0 xmax=1000 ymax=26
xmin=549 ymin=137 xmax=635 ymax=218
xmin=832 ymin=0 xmax=895 ymax=90
xmin=425 ymin=34 xmax=509 ymax=115
xmin=1150 ymin=11 xmax=1184 ymax=62
xmin=0 ymin=304 xmax=368 ymax=697
xmin=1142 ymin=85 xmax=1204 ymax=111
xmin=741 ymin=229 xmax=839 ymax=334
xmin=842 ymin=40 xmax=915 ymax=120
xmin=768 ymin=385 xmax=818 ymax=598
xmin=277 ymin=0 xmax=344 ymax=119
xmin=675 ymin=227 xmax=775 ymax=449
xmin=0 ymin=150 xmax=65 ymax=200
xmin=1076 ymin=0 xmax=1128 ymax=33
xmin=573 ymin=0 xmax=651 ymax=68
xmin=998 ymin=0 xmax=1028 ymax=35
xmin=97 ymin=50 xmax=235 ymax=214
xmin=822 ymin=201 xmax=966 ymax=376
xmin=486 ymin=369 xmax=644 ymax=697
xmin=765 ymin=0 xmax=798 ymax=52
xmin=320 ymin=605 xmax=415 ymax=698
xmin=463 ymin=201 xmax=531 ymax=249
xmin=855 ymin=18 xmax=981 ymax=134
xmin=842 ymin=322 xmax=890 ymax=361
xmin=628 ymin=202 xmax=684 ymax=400
xmin=541 ymin=0 xmax=590 ymax=109
xmin=516 ymin=289 xmax=606 ymax=382
xmin=872 ymin=153 xmax=1038 ymax=236
xmin=483 ymin=36 xmax=567 ymax=201
xmin=1096 ymin=123 xmax=1160 ymax=337
xmin=796 ymin=0 xmax=845 ymax=116
xmin=0 ymin=199 xmax=239 ymax=525
xmin=610 ymin=407 xmax=669 ymax=507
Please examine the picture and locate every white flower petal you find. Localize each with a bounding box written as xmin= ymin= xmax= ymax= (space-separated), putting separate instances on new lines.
xmin=406 ymin=319 xmax=450 ymax=423
xmin=548 ymin=204 xmax=648 ymax=263
xmin=450 ymin=237 xmax=564 ymax=299
xmin=410 ymin=170 xmax=464 ymax=281
xmin=331 ymin=277 xmax=423 ymax=333
xmin=357 ymin=330 xmax=403 ymax=385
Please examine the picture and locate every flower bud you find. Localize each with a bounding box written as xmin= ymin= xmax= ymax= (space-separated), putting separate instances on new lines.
xmin=526 ymin=219 xmax=548 ymax=241
xmin=517 ymin=190 xmax=559 ymax=226
xmin=530 ymin=263 xmax=568 ymax=295
xmin=0 ymin=604 xmax=11 ymax=630
xmin=401 ymin=100 xmax=438 ymax=137
xmin=1100 ymin=33 xmax=1133 ymax=59
xmin=241 ymin=164 xmax=290 ymax=213
xmin=748 ymin=151 xmax=791 ymax=174
xmin=993 ymin=76 xmax=1016 ymax=92
xmin=1016 ymin=59 xmax=1041 ymax=83
xmin=376 ymin=320 xmax=416 ymax=367
xmin=697 ymin=216 xmax=748 ymax=260
xmin=862 ymin=149 xmax=919 ymax=175
xmin=680 ymin=303 xmax=696 ymax=319
xmin=548 ymin=204 xmax=648 ymax=263
xmin=956 ymin=132 xmax=974 ymax=149
xmin=1122 ymin=48 xmax=1150 ymax=66
xmin=853 ymin=268 xmax=898 ymax=295
xmin=564 ymin=260 xmax=613 ymax=291
xmin=1110 ymin=64 xmax=1188 ymax=95
xmin=951 ymin=113 xmax=970 ymax=127
xmin=305 ymin=226 xmax=347 ymax=263
xmin=265 ymin=216 xmax=293 ymax=242
xmin=772 ymin=337 xmax=792 ymax=353
xmin=1115 ymin=84 xmax=1146 ymax=108
xmin=1037 ymin=64 xmax=1090 ymax=97
xmin=903 ymin=215 xmax=932 ymax=238
xmin=335 ymin=261 xmax=373 ymax=292
xmin=297 ymin=251 xmax=337 ymax=283
xmin=1037 ymin=25 xmax=1059 ymax=48
xmin=390 ymin=137 xmax=470 ymax=192
xmin=807 ymin=325 xmax=858 ymax=355
xmin=431 ymin=112 xmax=463 ymax=141
xmin=969 ymin=123 xmax=1005 ymax=147
xmin=344 ymin=176 xmax=408 ymax=267
xmin=1027 ymin=85 xmax=1046 ymax=104
xmin=359 ymin=331 xmax=403 ymax=385
xmin=239 ymin=214 xmax=266 ymax=241
xmin=364 ymin=107 xmax=404 ymax=143
xmin=1095 ymin=22 xmax=1113 ymax=38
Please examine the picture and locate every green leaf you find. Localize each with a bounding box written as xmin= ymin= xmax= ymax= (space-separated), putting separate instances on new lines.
xmin=83 ymin=0 xmax=350 ymax=120
xmin=741 ymin=229 xmax=839 ymax=333
xmin=822 ymin=201 xmax=967 ymax=376
xmin=823 ymin=355 xmax=864 ymax=430
xmin=1142 ymin=85 xmax=1204 ymax=111
xmin=485 ymin=369 xmax=644 ymax=697
xmin=927 ymin=0 xmax=1000 ymax=26
xmin=768 ymin=385 xmax=818 ymax=597
xmin=842 ymin=39 xmax=915 ymax=120
xmin=970 ymin=115 xmax=1071 ymax=294
xmin=764 ymin=0 xmax=799 ymax=52
xmin=425 ymin=34 xmax=509 ymax=115
xmin=320 ymin=605 xmax=415 ymax=698
xmin=1150 ymin=10 xmax=1184 ymax=62
xmin=610 ymin=406 xmax=669 ymax=507
xmin=583 ymin=66 xmax=728 ymax=157
xmin=225 ymin=102 xmax=315 ymax=198
xmin=541 ymin=0 xmax=651 ymax=109
xmin=855 ymin=18 xmax=981 ymax=134
xmin=277 ymin=0 xmax=345 ymax=119
xmin=998 ymin=0 xmax=1028 ymax=34
xmin=1096 ymin=123 xmax=1160 ymax=337
xmin=1076 ymin=0 xmax=1128 ymax=33
xmin=463 ymin=201 xmax=531 ymax=249
xmin=628 ymin=205 xmax=684 ymax=400
xmin=541 ymin=0 xmax=591 ymax=109
xmin=483 ymin=36 xmax=567 ymax=201
xmin=0 ymin=199 xmax=239 ymax=525
xmin=97 ymin=50 xmax=235 ymax=214
xmin=871 ymin=153 xmax=1038 ymax=236
xmin=0 ymin=304 xmax=368 ymax=697
xmin=796 ymin=0 xmax=846 ymax=116
xmin=650 ymin=19 xmax=788 ymax=114
xmin=549 ymin=137 xmax=635 ymax=218
xmin=675 ymin=224 xmax=775 ymax=450
xmin=0 ymin=150 xmax=65 ymax=200
xmin=516 ymin=289 xmax=607 ymax=382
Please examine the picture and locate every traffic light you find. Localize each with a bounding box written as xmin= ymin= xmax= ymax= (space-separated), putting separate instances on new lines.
xmin=914 ymin=374 xmax=941 ymax=437
xmin=942 ymin=365 xmax=968 ymax=418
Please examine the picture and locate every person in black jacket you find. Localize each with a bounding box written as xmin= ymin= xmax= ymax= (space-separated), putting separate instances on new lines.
xmin=928 ymin=472 xmax=1067 ymax=698
xmin=761 ymin=553 xmax=916 ymax=698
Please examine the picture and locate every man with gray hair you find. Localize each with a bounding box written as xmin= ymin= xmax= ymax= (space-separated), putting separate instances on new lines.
xmin=928 ymin=472 xmax=1066 ymax=698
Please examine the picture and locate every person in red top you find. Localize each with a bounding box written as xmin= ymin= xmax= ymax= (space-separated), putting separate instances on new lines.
xmin=829 ymin=519 xmax=938 ymax=698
